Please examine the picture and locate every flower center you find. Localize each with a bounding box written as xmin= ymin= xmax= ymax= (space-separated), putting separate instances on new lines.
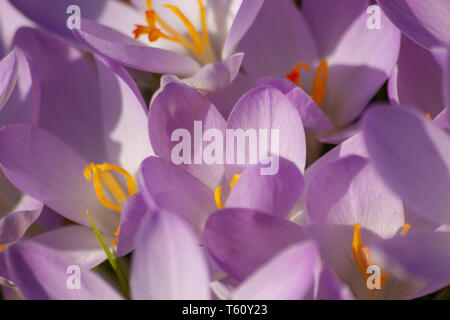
xmin=214 ymin=174 xmax=241 ymax=209
xmin=133 ymin=0 xmax=216 ymax=65
xmin=84 ymin=163 xmax=136 ymax=245
xmin=286 ymin=60 xmax=329 ymax=107
xmin=352 ymin=223 xmax=410 ymax=288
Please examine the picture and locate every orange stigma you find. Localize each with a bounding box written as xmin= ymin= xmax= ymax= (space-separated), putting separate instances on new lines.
xmin=214 ymin=174 xmax=241 ymax=209
xmin=133 ymin=0 xmax=215 ymax=64
xmin=84 ymin=163 xmax=136 ymax=246
xmin=286 ymin=60 xmax=329 ymax=107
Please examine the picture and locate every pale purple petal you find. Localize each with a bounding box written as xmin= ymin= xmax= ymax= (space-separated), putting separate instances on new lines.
xmin=377 ymin=0 xmax=450 ymax=49
xmin=204 ymin=208 xmax=308 ymax=280
xmin=5 ymin=242 xmax=122 ymax=299
xmin=233 ymin=241 xmax=320 ymax=300
xmin=363 ymin=106 xmax=450 ymax=225
xmin=131 ymin=212 xmax=210 ymax=300
xmin=0 ymin=50 xmax=18 ymax=111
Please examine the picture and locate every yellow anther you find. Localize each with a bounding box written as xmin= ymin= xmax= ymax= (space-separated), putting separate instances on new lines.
xmin=352 ymin=223 xmax=387 ymax=288
xmin=401 ymin=223 xmax=411 ymax=236
xmin=214 ymin=185 xmax=224 ymax=209
xmin=229 ymin=174 xmax=242 ymax=190
xmin=133 ymin=0 xmax=215 ymax=64
xmin=286 ymin=60 xmax=329 ymax=107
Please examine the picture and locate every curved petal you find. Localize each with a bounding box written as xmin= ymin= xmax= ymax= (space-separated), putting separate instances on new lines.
xmin=363 ymin=106 xmax=450 ymax=225
xmin=226 ymin=86 xmax=306 ymax=179
xmin=148 ymin=82 xmax=226 ymax=189
xmin=182 ymin=53 xmax=244 ymax=92
xmin=0 ymin=200 xmax=42 ymax=244
xmin=222 ymin=0 xmax=264 ymax=58
xmin=0 ymin=50 xmax=18 ymax=111
xmin=233 ymin=241 xmax=320 ymax=300
xmin=0 ymin=124 xmax=118 ymax=234
xmin=390 ymin=36 xmax=445 ymax=117
xmin=237 ymin=0 xmax=319 ymax=82
xmin=323 ymin=8 xmax=401 ymax=127
xmin=204 ymin=208 xmax=308 ymax=280
xmin=131 ymin=212 xmax=210 ymax=300
xmin=116 ymin=192 xmax=151 ymax=257
xmin=5 ymin=242 xmax=122 ymax=300
xmin=10 ymin=0 xmax=144 ymax=45
xmin=74 ymin=18 xmax=200 ymax=75
xmin=139 ymin=157 xmax=216 ymax=230
xmin=226 ymin=157 xmax=304 ymax=219
xmin=377 ymin=0 xmax=450 ymax=49
xmin=302 ymin=0 xmax=369 ymax=57
xmin=27 ymin=225 xmax=114 ymax=269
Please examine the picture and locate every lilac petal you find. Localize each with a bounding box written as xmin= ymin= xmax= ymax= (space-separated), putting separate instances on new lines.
xmin=307 ymin=155 xmax=404 ymax=237
xmin=433 ymin=109 xmax=449 ymax=134
xmin=226 ymin=86 xmax=306 ymax=178
xmin=316 ymin=265 xmax=354 ymax=300
xmin=34 ymin=206 xmax=64 ymax=231
xmin=323 ymin=9 xmax=400 ymax=127
xmin=0 ymin=124 xmax=118 ymax=234
xmin=226 ymin=157 xmax=304 ymax=219
xmin=0 ymin=202 xmax=42 ymax=244
xmin=0 ymin=50 xmax=18 ymax=111
xmin=257 ymin=77 xmax=333 ymax=131
xmin=131 ymin=212 xmax=210 ymax=300
xmin=204 ymin=208 xmax=308 ymax=280
xmin=377 ymin=0 xmax=450 ymax=49
xmin=94 ymin=57 xmax=152 ymax=176
xmin=148 ymin=82 xmax=226 ymax=189
xmin=0 ymin=0 xmax=34 ymax=53
xmin=373 ymin=231 xmax=450 ymax=292
xmin=116 ymin=192 xmax=151 ymax=257
xmin=222 ymin=0 xmax=264 ymax=58
xmin=10 ymin=0 xmax=143 ymax=45
xmin=0 ymin=47 xmax=41 ymax=127
xmin=389 ymin=36 xmax=445 ymax=117
xmin=238 ymin=0 xmax=318 ymax=82
xmin=363 ymin=106 xmax=450 ymax=225
xmin=182 ymin=53 xmax=244 ymax=92
xmin=233 ymin=241 xmax=320 ymax=300
xmin=27 ymin=225 xmax=114 ymax=269
xmin=139 ymin=157 xmax=216 ymax=230
xmin=5 ymin=242 xmax=122 ymax=300
xmin=302 ymin=0 xmax=369 ymax=57
xmin=74 ymin=18 xmax=200 ymax=75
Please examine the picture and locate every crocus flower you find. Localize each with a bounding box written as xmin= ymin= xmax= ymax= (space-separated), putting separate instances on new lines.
xmin=237 ymin=0 xmax=400 ymax=130
xmin=377 ymin=0 xmax=450 ymax=50
xmin=0 ymin=48 xmax=44 ymax=254
xmin=10 ymin=0 xmax=264 ymax=92
xmin=3 ymin=210 xmax=323 ymax=300
xmin=136 ymin=81 xmax=307 ymax=236
xmin=0 ymin=27 xmax=152 ymax=260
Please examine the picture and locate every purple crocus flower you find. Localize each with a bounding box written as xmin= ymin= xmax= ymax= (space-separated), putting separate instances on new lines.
xmin=136 ymin=81 xmax=307 ymax=236
xmin=236 ymin=0 xmax=401 ymax=130
xmin=3 ymin=210 xmax=323 ymax=300
xmin=0 ymin=28 xmax=152 ymax=260
xmin=205 ymin=153 xmax=446 ymax=299
xmin=10 ymin=0 xmax=264 ymax=92
xmin=363 ymin=105 xmax=450 ymax=290
xmin=0 ymin=49 xmax=44 ymax=253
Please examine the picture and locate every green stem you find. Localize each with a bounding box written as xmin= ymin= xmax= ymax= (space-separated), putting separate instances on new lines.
xmin=86 ymin=210 xmax=129 ymax=299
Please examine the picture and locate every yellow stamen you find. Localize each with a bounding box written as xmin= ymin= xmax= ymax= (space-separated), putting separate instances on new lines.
xmin=84 ymin=163 xmax=136 ymax=245
xmin=214 ymin=185 xmax=224 ymax=209
xmin=352 ymin=223 xmax=388 ymax=288
xmin=133 ymin=0 xmax=215 ymax=64
xmin=229 ymin=174 xmax=242 ymax=190
xmin=286 ymin=60 xmax=329 ymax=107
xmin=401 ymin=223 xmax=411 ymax=236
xmin=0 ymin=244 xmax=8 ymax=253
xmin=424 ymin=113 xmax=432 ymax=121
